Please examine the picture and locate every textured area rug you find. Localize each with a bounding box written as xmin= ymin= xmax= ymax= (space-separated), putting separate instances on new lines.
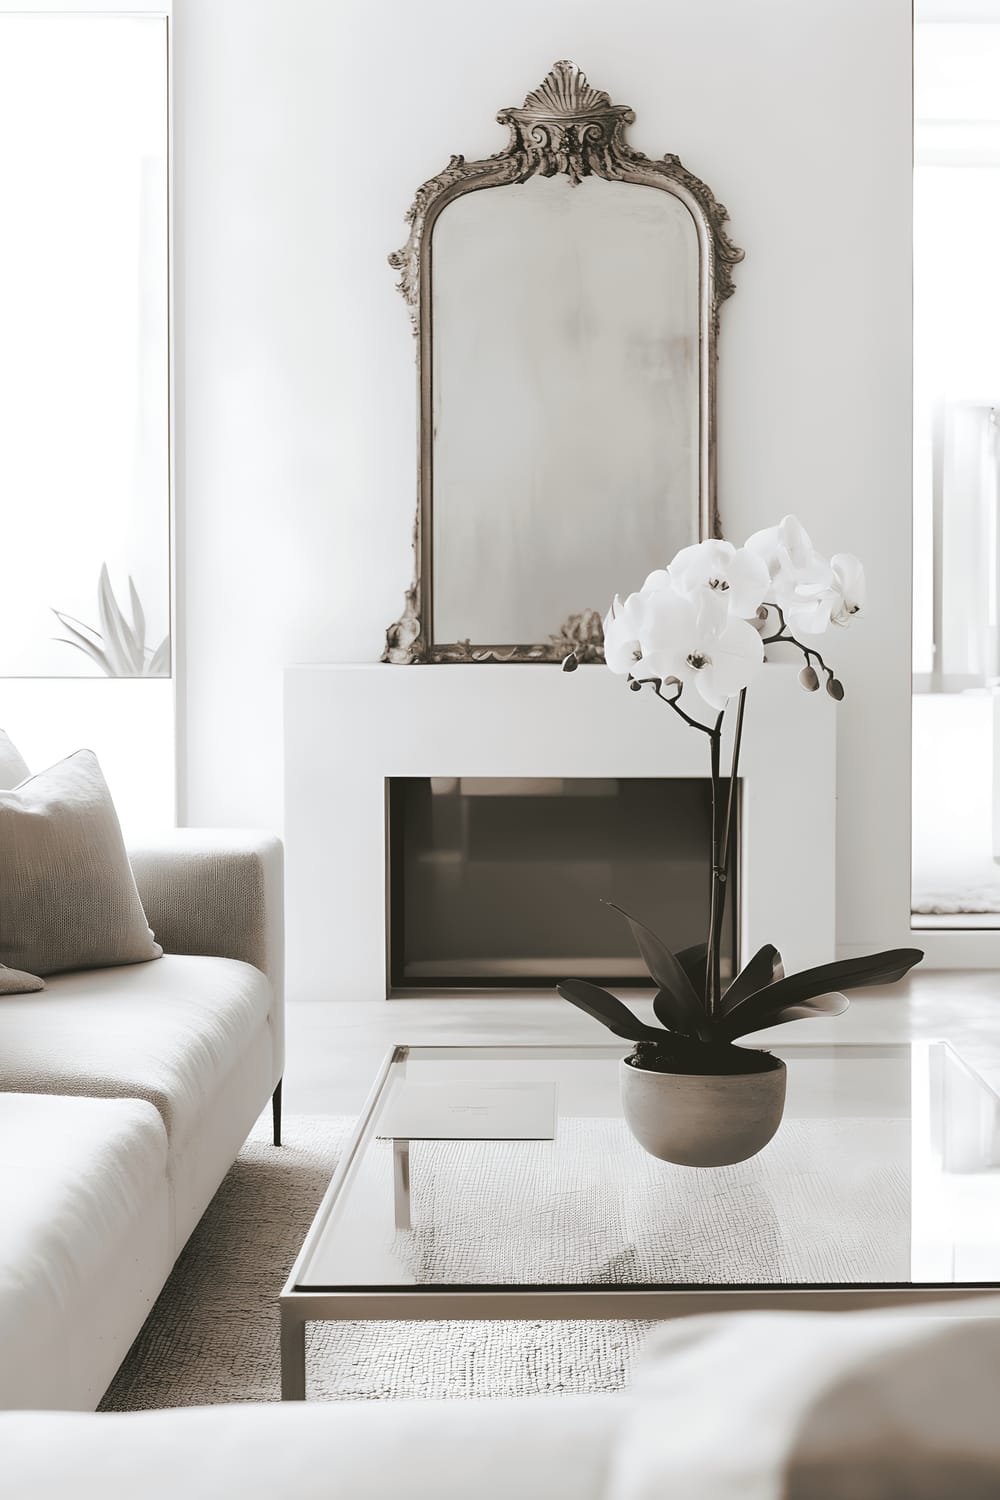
xmin=377 ymin=1117 xmax=910 ymax=1288
xmin=100 ymin=1115 xmax=653 ymax=1408
xmin=101 ymin=1110 xmax=909 ymax=1409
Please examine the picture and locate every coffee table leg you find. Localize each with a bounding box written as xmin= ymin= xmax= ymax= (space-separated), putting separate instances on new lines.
xmin=280 ymin=1304 xmax=306 ymax=1400
xmin=393 ymin=1138 xmax=411 ymax=1230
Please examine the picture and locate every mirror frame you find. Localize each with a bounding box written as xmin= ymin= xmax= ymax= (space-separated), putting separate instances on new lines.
xmin=383 ymin=60 xmax=744 ymax=665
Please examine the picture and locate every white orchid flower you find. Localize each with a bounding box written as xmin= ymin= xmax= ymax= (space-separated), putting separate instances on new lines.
xmin=789 ymin=551 xmax=868 ymax=633
xmin=602 ymin=590 xmax=647 ymax=675
xmin=668 ymin=539 xmax=770 ymax=619
xmin=638 ymin=568 xmax=671 ymax=597
xmin=827 ymin=553 xmax=866 ymax=626
xmin=635 ymin=586 xmax=764 ymax=711
xmin=745 ymin=514 xmax=822 ymax=580
xmin=745 ymin=514 xmax=837 ymax=635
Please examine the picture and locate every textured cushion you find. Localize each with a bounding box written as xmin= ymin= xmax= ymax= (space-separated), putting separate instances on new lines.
xmin=0 ymin=728 xmax=29 ymax=788
xmin=0 ymin=964 xmax=44 ymax=995
xmin=0 ymin=1091 xmax=170 ymax=1410
xmin=0 ymin=749 xmax=161 ymax=976
xmin=0 ymin=953 xmax=273 ymax=1150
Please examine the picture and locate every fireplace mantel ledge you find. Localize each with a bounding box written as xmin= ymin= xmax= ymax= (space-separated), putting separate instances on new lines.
xmin=284 ymin=663 xmax=836 ymax=1002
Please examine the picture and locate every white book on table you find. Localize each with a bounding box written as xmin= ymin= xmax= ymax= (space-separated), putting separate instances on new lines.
xmin=377 ymin=1082 xmax=557 ymax=1141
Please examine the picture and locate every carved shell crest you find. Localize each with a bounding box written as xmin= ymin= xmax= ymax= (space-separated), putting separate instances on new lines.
xmin=519 ymin=60 xmax=615 ymax=116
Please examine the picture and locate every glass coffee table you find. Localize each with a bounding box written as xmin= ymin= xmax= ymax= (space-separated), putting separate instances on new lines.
xmin=279 ymin=1040 xmax=1000 ymax=1399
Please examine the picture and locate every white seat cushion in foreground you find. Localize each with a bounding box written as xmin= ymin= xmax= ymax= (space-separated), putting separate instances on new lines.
xmin=609 ymin=1306 xmax=1000 ymax=1500
xmin=0 ymin=1394 xmax=623 ymax=1500
xmin=0 ymin=954 xmax=273 ymax=1151
xmin=0 ymin=1092 xmax=171 ymax=1410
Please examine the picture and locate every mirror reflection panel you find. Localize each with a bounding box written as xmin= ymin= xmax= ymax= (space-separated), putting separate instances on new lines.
xmin=432 ymin=177 xmax=700 ymax=646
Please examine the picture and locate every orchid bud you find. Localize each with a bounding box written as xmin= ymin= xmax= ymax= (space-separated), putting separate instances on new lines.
xmin=826 ymin=676 xmax=845 ymax=701
xmin=628 ymin=678 xmax=642 ymax=691
xmin=799 ymin=665 xmax=820 ymax=692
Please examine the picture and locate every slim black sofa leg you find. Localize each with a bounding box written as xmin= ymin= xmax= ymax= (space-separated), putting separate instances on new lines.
xmin=272 ymin=1077 xmax=283 ymax=1147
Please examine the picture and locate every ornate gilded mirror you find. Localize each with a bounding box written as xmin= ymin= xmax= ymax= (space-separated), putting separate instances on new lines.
xmin=383 ymin=61 xmax=743 ymax=664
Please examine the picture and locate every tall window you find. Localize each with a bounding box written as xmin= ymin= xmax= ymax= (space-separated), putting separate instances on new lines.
xmin=0 ymin=10 xmax=172 ymax=832
xmin=913 ymin=20 xmax=1000 ymax=930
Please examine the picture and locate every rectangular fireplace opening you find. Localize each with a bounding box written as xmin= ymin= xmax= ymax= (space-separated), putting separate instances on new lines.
xmin=387 ymin=777 xmax=739 ymax=993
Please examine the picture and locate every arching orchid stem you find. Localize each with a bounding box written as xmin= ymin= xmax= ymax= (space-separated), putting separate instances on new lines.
xmin=651 ymin=681 xmax=716 ymax=737
xmin=634 ymin=674 xmax=741 ymax=1016
xmin=761 ymin=601 xmax=788 ymax=634
xmin=720 ymin=687 xmax=746 ymax=877
xmin=761 ymin=602 xmax=836 ymax=680
xmin=705 ymin=709 xmax=728 ymax=1017
xmin=765 ymin=632 xmax=834 ymax=678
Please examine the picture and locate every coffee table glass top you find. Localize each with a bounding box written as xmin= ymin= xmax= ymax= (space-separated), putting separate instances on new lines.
xmin=293 ymin=1042 xmax=1000 ymax=1293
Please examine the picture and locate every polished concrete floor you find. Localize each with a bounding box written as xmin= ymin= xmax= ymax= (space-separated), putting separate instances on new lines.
xmin=282 ymin=968 xmax=1000 ymax=1118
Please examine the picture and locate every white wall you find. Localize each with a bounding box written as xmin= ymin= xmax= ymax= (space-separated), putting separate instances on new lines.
xmin=173 ymin=0 xmax=913 ymax=956
xmin=0 ymin=679 xmax=174 ymax=839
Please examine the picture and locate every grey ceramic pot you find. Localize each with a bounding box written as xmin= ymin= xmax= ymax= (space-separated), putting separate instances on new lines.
xmin=619 ymin=1055 xmax=787 ymax=1167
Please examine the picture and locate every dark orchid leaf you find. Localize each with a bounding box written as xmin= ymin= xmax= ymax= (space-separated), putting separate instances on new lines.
xmin=651 ymin=988 xmax=713 ymax=1042
xmin=556 ymin=979 xmax=663 ymax=1042
xmin=725 ymin=991 xmax=849 ymax=1040
xmin=603 ymin=901 xmax=707 ymax=1037
xmin=676 ymin=942 xmax=708 ymax=999
xmin=720 ymin=944 xmax=784 ymax=1018
xmin=717 ymin=948 xmax=923 ymax=1041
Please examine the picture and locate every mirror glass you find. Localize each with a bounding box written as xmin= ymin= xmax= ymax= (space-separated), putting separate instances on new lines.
xmin=431 ymin=174 xmax=701 ymax=646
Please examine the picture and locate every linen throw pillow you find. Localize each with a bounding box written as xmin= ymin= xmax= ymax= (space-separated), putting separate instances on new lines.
xmin=0 ymin=749 xmax=162 ymax=976
xmin=0 ymin=728 xmax=30 ymax=789
xmin=0 ymin=732 xmax=45 ymax=992
xmin=0 ymin=965 xmax=44 ymax=995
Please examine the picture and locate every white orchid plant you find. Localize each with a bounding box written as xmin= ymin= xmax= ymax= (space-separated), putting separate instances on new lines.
xmin=558 ymin=516 xmax=921 ymax=1076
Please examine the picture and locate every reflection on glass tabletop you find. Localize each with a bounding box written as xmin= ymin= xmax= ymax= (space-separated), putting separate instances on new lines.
xmin=294 ymin=1042 xmax=1000 ymax=1293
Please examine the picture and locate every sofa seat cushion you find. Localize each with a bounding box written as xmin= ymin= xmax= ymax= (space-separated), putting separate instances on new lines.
xmin=610 ymin=1307 xmax=1000 ymax=1499
xmin=0 ymin=954 xmax=274 ymax=1151
xmin=0 ymin=1092 xmax=171 ymax=1410
xmin=0 ymin=1394 xmax=623 ymax=1499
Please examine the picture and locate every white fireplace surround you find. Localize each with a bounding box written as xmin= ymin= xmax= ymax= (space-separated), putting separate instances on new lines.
xmin=284 ymin=664 xmax=836 ymax=1003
